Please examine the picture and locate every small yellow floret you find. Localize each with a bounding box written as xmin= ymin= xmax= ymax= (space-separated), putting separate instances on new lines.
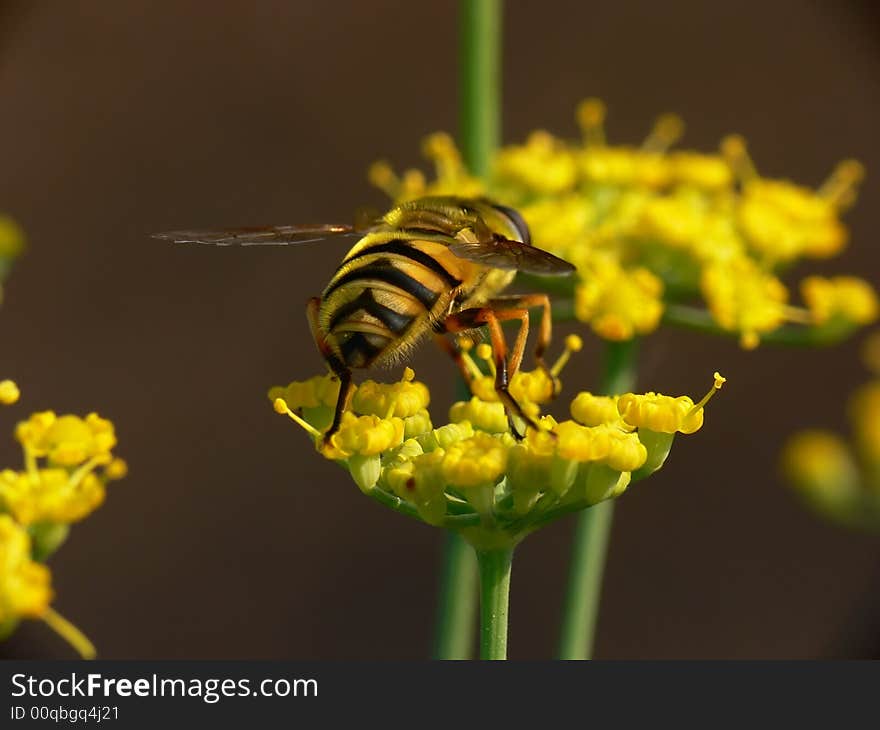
xmin=441 ymin=432 xmax=508 ymax=489
xmin=352 ymin=372 xmax=430 ymax=419
xmin=449 ymin=397 xmax=508 ymax=434
xmin=554 ymin=421 xmax=647 ymax=472
xmin=617 ymin=373 xmax=725 ymax=435
xmin=323 ymin=412 xmax=404 ymax=459
xmin=570 ymin=392 xmax=620 ymax=426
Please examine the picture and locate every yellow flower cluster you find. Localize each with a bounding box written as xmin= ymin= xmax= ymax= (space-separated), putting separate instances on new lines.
xmin=0 ymin=382 xmax=125 ymax=656
xmin=781 ymin=333 xmax=880 ymax=530
xmin=5 ymin=410 xmax=127 ymax=526
xmin=270 ymin=347 xmax=725 ymax=545
xmin=0 ymin=514 xmax=52 ymax=633
xmin=370 ymin=100 xmax=877 ymax=348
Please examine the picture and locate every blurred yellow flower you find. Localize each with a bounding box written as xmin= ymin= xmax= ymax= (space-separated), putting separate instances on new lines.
xmin=701 ymin=257 xmax=788 ymax=349
xmin=0 ymin=380 xmax=20 ymax=406
xmin=16 ymin=412 xmax=117 ymax=467
xmin=370 ymin=101 xmax=870 ymax=352
xmin=575 ymin=258 xmax=664 ymax=341
xmin=801 ymin=276 xmax=879 ymax=326
xmin=0 ymin=469 xmax=106 ymax=527
xmin=0 ymin=514 xmax=52 ymax=626
xmin=0 ymin=215 xmax=25 ymax=259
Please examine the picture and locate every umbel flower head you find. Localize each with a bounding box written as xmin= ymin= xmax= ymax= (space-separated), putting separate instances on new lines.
xmin=781 ymin=332 xmax=880 ymax=531
xmin=370 ymin=100 xmax=877 ymax=350
xmin=5 ymin=409 xmax=127 ymax=529
xmin=269 ymin=342 xmax=725 ymax=547
xmin=0 ymin=381 xmax=126 ymax=657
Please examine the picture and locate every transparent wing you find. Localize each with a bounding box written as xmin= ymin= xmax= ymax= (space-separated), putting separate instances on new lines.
xmin=151 ymin=224 xmax=361 ymax=246
xmin=449 ymin=239 xmax=576 ymax=276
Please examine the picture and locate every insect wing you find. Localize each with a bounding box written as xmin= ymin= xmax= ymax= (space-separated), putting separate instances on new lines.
xmin=152 ymin=224 xmax=360 ymax=246
xmin=449 ymin=239 xmax=576 ymax=276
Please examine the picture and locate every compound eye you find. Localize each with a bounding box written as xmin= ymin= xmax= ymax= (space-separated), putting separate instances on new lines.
xmin=490 ymin=203 xmax=531 ymax=246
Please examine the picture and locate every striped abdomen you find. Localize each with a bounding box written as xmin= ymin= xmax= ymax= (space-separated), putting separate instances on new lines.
xmin=319 ymin=235 xmax=467 ymax=369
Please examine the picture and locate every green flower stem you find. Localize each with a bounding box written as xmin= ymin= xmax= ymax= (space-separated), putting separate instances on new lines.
xmin=432 ymin=0 xmax=504 ymax=660
xmin=476 ymin=546 xmax=514 ymax=660
xmin=558 ymin=338 xmax=638 ymax=660
xmin=663 ymin=303 xmax=857 ymax=347
xmin=459 ymin=0 xmax=501 ymax=176
xmin=366 ymin=486 xmax=480 ymax=528
xmin=42 ymin=607 xmax=96 ymax=660
xmin=433 ymin=532 xmax=479 ymax=659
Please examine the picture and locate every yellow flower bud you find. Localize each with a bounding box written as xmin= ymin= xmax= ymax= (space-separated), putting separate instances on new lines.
xmin=0 ymin=379 xmax=20 ymax=405
xmin=402 ymin=409 xmax=433 ymax=439
xmin=268 ymin=374 xmax=341 ymax=412
xmin=384 ymin=449 xmax=448 ymax=525
xmin=442 ymin=432 xmax=508 ymax=490
xmin=449 ymin=397 xmax=508 ymax=434
xmin=570 ymin=392 xmax=620 ymax=426
xmin=105 ymin=458 xmax=128 ymax=481
xmin=323 ymin=412 xmax=404 ymax=459
xmin=617 ymin=393 xmax=702 ymax=434
xmin=617 ymin=373 xmax=725 ymax=435
xmin=352 ymin=373 xmax=430 ymax=419
xmin=554 ymin=421 xmax=647 ymax=472
xmin=416 ymin=421 xmax=475 ymax=452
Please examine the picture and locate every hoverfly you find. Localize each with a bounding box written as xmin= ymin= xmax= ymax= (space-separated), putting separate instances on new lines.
xmin=155 ymin=196 xmax=575 ymax=443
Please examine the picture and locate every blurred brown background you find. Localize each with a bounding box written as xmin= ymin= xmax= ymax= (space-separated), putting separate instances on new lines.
xmin=0 ymin=0 xmax=879 ymax=659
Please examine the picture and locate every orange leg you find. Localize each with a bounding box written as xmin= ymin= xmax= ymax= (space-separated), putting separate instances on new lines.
xmin=487 ymin=293 xmax=558 ymax=395
xmin=432 ymin=332 xmax=475 ymax=389
xmin=440 ymin=306 xmax=537 ymax=439
xmin=307 ymin=297 xmax=353 ymax=445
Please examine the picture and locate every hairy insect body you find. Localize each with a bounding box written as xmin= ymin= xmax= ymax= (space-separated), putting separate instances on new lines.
xmin=320 ymin=230 xmax=516 ymax=369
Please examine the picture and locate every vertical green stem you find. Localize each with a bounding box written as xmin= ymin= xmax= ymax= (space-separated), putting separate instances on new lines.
xmin=476 ymin=547 xmax=514 ymax=660
xmin=558 ymin=338 xmax=638 ymax=659
xmin=459 ymin=0 xmax=501 ymax=176
xmin=432 ymin=0 xmax=503 ymax=660
xmin=432 ymin=532 xmax=479 ymax=659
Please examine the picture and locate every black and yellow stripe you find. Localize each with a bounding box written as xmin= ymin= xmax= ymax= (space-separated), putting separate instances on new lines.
xmin=321 ymin=235 xmax=464 ymax=368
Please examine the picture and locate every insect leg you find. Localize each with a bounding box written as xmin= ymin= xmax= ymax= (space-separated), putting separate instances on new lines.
xmin=486 ymin=293 xmax=559 ymax=396
xmin=432 ymin=332 xmax=475 ymax=390
xmin=440 ymin=306 xmax=537 ymax=439
xmin=306 ymin=297 xmax=353 ymax=445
